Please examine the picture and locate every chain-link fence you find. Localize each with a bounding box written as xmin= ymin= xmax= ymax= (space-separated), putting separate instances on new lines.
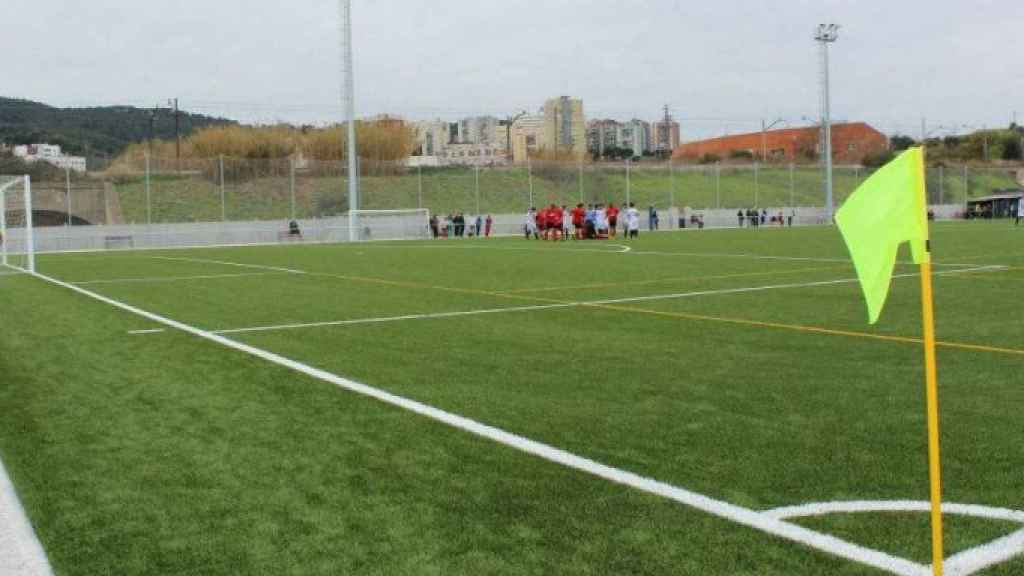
xmin=21 ymin=157 xmax=1024 ymax=229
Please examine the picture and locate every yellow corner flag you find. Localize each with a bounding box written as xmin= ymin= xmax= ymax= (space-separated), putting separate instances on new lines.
xmin=836 ymin=146 xmax=946 ymax=576
xmin=835 ymin=147 xmax=929 ymax=324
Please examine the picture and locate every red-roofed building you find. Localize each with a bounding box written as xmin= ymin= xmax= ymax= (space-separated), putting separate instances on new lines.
xmin=672 ymin=122 xmax=887 ymax=164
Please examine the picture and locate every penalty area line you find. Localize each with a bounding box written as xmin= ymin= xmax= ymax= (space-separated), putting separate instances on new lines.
xmin=31 ymin=269 xmax=924 ymax=576
xmin=180 ymin=264 xmax=1008 ymax=338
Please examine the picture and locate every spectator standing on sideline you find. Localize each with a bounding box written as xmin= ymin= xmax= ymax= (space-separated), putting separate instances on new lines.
xmin=777 ymin=211 xmax=784 ymax=227
xmin=760 ymin=209 xmax=767 ymax=226
xmin=485 ymin=214 xmax=493 ymax=237
xmin=1017 ymin=201 xmax=1022 ymax=226
xmin=626 ymin=203 xmax=641 ymax=239
xmin=429 ymin=214 xmax=439 ymax=238
xmin=475 ymin=215 xmax=483 ymax=237
xmin=788 ymin=209 xmax=795 ymax=227
xmin=648 ymin=206 xmax=659 ymax=230
xmin=444 ymin=214 xmax=453 ymax=238
xmin=737 ymin=209 xmax=745 ymax=228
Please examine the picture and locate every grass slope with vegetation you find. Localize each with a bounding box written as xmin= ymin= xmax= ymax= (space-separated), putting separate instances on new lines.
xmin=104 ymin=161 xmax=1021 ymax=224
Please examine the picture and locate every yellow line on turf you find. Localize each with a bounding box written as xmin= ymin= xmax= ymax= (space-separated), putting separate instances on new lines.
xmin=298 ymin=268 xmax=1024 ymax=357
xmin=579 ymin=302 xmax=1024 ymax=357
xmin=504 ymin=265 xmax=850 ymax=294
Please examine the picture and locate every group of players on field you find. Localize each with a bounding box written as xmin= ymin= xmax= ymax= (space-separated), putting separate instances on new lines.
xmin=525 ymin=202 xmax=641 ymax=241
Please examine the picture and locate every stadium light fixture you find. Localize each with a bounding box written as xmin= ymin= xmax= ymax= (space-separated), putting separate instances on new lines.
xmin=815 ymin=23 xmax=839 ymax=223
xmin=340 ymin=0 xmax=359 ymax=241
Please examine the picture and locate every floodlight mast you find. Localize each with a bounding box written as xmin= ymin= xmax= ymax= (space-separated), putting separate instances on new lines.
xmin=340 ymin=0 xmax=359 ymax=241
xmin=815 ymin=23 xmax=839 ymax=223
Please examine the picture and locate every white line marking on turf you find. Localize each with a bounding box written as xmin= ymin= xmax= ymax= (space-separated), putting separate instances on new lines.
xmin=943 ymin=528 xmax=1024 ymax=576
xmin=767 ymin=500 xmax=1024 ymax=576
xmin=29 ymin=269 xmax=934 ymax=576
xmin=585 ymin=265 xmax=1008 ymax=306
xmin=0 ymin=456 xmax=55 ymax=576
xmin=764 ymin=500 xmax=1024 ymax=524
xmin=201 ymin=265 xmax=1008 ymax=336
xmin=150 ymin=256 xmax=306 ymax=275
xmin=623 ymin=249 xmax=985 ymax=268
xmin=73 ymin=272 xmax=277 ymax=285
xmin=128 ymin=329 xmax=167 ymax=335
xmin=212 ymin=303 xmax=576 ymax=335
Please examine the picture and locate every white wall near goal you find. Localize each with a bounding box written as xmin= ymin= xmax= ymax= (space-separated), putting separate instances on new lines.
xmin=0 ymin=175 xmax=35 ymax=273
xmin=350 ymin=209 xmax=430 ymax=242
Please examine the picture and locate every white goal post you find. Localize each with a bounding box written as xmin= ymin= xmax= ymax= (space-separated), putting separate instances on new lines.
xmin=349 ymin=209 xmax=431 ymax=242
xmin=0 ymin=175 xmax=34 ymax=273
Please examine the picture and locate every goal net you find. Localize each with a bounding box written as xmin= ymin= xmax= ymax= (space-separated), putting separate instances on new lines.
xmin=1 ymin=175 xmax=34 ymax=273
xmin=350 ymin=209 xmax=430 ymax=242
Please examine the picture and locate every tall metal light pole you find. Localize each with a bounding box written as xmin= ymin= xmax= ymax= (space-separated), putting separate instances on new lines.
xmin=340 ymin=0 xmax=359 ymax=241
xmin=815 ymin=23 xmax=839 ymax=223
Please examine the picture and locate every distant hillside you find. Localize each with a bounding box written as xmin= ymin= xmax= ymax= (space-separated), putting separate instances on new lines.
xmin=0 ymin=97 xmax=235 ymax=158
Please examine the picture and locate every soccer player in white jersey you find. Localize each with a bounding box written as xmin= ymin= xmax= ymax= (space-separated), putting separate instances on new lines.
xmin=524 ymin=208 xmax=539 ymax=239
xmin=626 ymin=202 xmax=640 ymax=239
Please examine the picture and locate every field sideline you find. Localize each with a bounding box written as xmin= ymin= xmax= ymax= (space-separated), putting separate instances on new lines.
xmin=1 ymin=221 xmax=1022 ymax=575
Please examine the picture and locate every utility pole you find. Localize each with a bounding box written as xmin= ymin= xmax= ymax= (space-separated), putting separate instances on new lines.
xmin=815 ymin=23 xmax=839 ymax=223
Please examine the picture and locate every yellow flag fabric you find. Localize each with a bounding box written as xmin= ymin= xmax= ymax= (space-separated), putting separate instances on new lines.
xmin=835 ymin=147 xmax=930 ymax=324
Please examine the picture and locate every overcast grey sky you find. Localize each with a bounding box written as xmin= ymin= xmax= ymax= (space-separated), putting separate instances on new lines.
xmin=4 ymin=0 xmax=1022 ymax=139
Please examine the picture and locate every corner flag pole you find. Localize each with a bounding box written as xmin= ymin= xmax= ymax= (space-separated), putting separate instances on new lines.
xmin=918 ymin=149 xmax=945 ymax=576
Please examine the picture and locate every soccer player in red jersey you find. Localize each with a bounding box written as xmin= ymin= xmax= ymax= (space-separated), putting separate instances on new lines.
xmin=571 ymin=203 xmax=585 ymax=240
xmin=545 ymin=204 xmax=563 ymax=241
xmin=606 ymin=203 xmax=620 ymax=238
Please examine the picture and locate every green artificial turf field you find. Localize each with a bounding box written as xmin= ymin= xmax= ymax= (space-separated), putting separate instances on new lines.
xmin=1 ymin=221 xmax=1022 ymax=575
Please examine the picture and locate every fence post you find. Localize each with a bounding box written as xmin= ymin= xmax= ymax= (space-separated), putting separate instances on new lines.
xmin=417 ymin=165 xmax=423 ymax=209
xmin=938 ymin=165 xmax=944 ymax=205
xmin=219 ymin=154 xmax=226 ymax=222
xmin=528 ymin=157 xmax=534 ymax=208
xmin=754 ymin=162 xmax=759 ymax=208
xmin=789 ymin=163 xmax=795 ymax=207
xmin=626 ymin=158 xmax=631 ymax=207
xmin=715 ymin=163 xmax=721 ymax=209
xmin=0 ymin=179 xmax=6 ymax=266
xmin=145 ymin=152 xmax=152 ymax=225
xmin=474 ymin=164 xmax=481 ymax=214
xmin=963 ymin=165 xmax=969 ymax=211
xmin=669 ymin=158 xmax=675 ymax=211
xmin=289 ymin=157 xmax=297 ymax=220
xmin=65 ymin=167 xmax=72 ymax=227
xmin=578 ymin=160 xmax=584 ymax=203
